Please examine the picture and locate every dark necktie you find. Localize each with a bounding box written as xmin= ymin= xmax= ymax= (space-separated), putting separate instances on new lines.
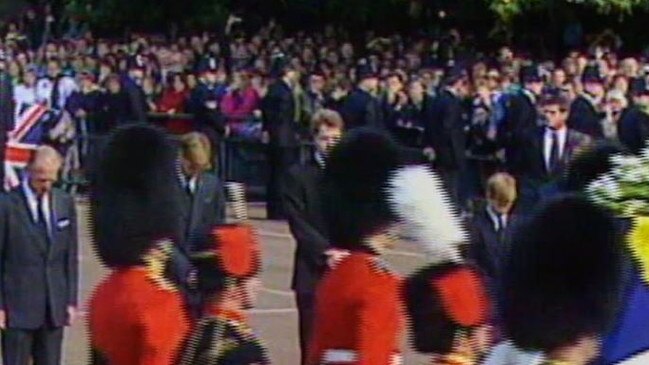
xmin=37 ymin=197 xmax=50 ymax=240
xmin=497 ymin=214 xmax=505 ymax=232
xmin=51 ymin=76 xmax=61 ymax=109
xmin=186 ymin=180 xmax=193 ymax=197
xmin=548 ymin=130 xmax=560 ymax=173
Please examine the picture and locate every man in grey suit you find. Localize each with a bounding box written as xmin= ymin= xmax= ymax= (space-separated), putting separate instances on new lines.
xmin=177 ymin=132 xmax=226 ymax=249
xmin=0 ymin=146 xmax=78 ymax=365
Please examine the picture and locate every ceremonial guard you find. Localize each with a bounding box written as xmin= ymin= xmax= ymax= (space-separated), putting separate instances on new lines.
xmin=88 ymin=125 xmax=190 ymax=365
xmin=484 ymin=195 xmax=624 ymax=365
xmin=307 ymin=128 xmax=464 ymax=365
xmin=178 ymin=224 xmax=270 ymax=365
xmin=403 ymin=263 xmax=491 ymax=365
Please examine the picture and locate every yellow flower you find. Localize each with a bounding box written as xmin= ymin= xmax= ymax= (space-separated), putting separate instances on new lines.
xmin=628 ymin=217 xmax=649 ymax=285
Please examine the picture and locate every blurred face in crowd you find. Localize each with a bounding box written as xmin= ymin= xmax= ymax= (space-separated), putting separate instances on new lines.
xmin=526 ymin=81 xmax=544 ymax=96
xmin=486 ymin=70 xmax=500 ymax=90
xmin=310 ymin=75 xmax=325 ymax=93
xmin=552 ymin=69 xmax=566 ymax=87
xmin=107 ymin=78 xmax=121 ymax=93
xmin=341 ymin=43 xmax=354 ymax=60
xmin=16 ymin=53 xmax=28 ymax=67
xmin=387 ymin=75 xmax=403 ymax=94
xmin=23 ymin=70 xmax=37 ymax=86
xmin=560 ymin=83 xmax=577 ymax=103
xmin=205 ymin=70 xmax=217 ymax=85
xmin=28 ymin=151 xmax=61 ymax=196
xmin=408 ymin=80 xmax=425 ymax=103
xmin=607 ymin=97 xmax=626 ymax=118
xmin=613 ymin=76 xmax=629 ymax=95
xmin=584 ymin=81 xmax=605 ymax=98
xmin=172 ymin=75 xmax=185 ymax=92
xmin=314 ymin=123 xmax=342 ymax=157
xmin=361 ymin=76 xmax=379 ymax=94
xmin=7 ymin=62 xmax=20 ymax=79
xmin=186 ymin=74 xmax=198 ymax=90
xmin=621 ymin=58 xmax=638 ymax=77
xmin=47 ymin=61 xmax=60 ymax=78
xmin=543 ymin=102 xmax=569 ymax=130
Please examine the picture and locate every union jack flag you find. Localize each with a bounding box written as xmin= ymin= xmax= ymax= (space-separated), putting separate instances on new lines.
xmin=4 ymin=103 xmax=49 ymax=191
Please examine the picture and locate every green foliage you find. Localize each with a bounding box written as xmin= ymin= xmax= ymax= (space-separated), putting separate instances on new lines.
xmin=488 ymin=0 xmax=649 ymax=23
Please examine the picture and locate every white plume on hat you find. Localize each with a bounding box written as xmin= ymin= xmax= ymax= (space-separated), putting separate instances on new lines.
xmin=387 ymin=165 xmax=468 ymax=264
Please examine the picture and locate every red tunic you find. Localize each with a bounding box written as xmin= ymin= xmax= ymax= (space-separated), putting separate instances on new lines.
xmin=307 ymin=252 xmax=403 ymax=365
xmin=88 ymin=267 xmax=190 ymax=365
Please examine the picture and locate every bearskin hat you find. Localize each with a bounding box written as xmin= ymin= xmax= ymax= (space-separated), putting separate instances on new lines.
xmin=563 ymin=139 xmax=629 ymax=191
xmin=501 ymin=194 xmax=623 ymax=353
xmin=322 ymin=128 xmax=404 ymax=249
xmin=90 ymin=124 xmax=182 ymax=267
xmin=191 ymin=224 xmax=262 ymax=296
xmin=403 ymin=262 xmax=490 ymax=354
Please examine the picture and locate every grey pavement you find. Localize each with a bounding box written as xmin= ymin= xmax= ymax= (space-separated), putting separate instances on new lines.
xmin=61 ymin=200 xmax=430 ymax=364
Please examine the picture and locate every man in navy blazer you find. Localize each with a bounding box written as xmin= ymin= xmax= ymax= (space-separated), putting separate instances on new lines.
xmin=0 ymin=146 xmax=78 ymax=365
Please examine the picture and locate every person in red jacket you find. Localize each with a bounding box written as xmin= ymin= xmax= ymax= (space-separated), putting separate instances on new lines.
xmin=307 ymin=128 xmax=467 ymax=365
xmin=87 ymin=124 xmax=191 ymax=365
xmin=157 ymin=72 xmax=192 ymax=135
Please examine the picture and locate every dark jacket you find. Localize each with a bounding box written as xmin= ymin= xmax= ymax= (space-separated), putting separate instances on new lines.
xmin=424 ymin=89 xmax=467 ymax=171
xmin=0 ymin=187 xmax=78 ymax=329
xmin=391 ymin=97 xmax=431 ymax=149
xmin=0 ymin=72 xmax=14 ymax=139
xmin=618 ymin=107 xmax=649 ymax=154
xmin=568 ymin=95 xmax=604 ymax=138
xmin=341 ymin=88 xmax=384 ymax=130
xmin=499 ymin=91 xmax=538 ymax=173
xmin=262 ymin=80 xmax=299 ymax=147
xmin=467 ymin=207 xmax=517 ymax=286
xmin=178 ymin=172 xmax=227 ymax=251
xmin=282 ymin=158 xmax=329 ymax=293
xmin=99 ymin=91 xmax=132 ymax=131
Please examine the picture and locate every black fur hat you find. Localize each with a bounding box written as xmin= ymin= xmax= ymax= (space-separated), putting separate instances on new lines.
xmin=90 ymin=124 xmax=182 ymax=267
xmin=403 ymin=263 xmax=489 ymax=354
xmin=322 ymin=128 xmax=404 ymax=249
xmin=563 ymin=139 xmax=629 ymax=191
xmin=501 ymin=194 xmax=623 ymax=352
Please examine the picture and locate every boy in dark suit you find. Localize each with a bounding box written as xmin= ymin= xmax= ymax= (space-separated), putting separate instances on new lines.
xmin=468 ymin=172 xmax=517 ymax=290
xmin=0 ymin=146 xmax=78 ymax=365
xmin=282 ymin=109 xmax=346 ymax=364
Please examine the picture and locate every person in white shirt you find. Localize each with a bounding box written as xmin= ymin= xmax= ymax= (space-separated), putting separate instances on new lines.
xmin=13 ymin=66 xmax=39 ymax=122
xmin=35 ymin=59 xmax=77 ymax=111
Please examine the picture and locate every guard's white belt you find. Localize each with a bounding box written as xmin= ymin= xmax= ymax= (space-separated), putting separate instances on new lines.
xmin=322 ymin=349 xmax=402 ymax=364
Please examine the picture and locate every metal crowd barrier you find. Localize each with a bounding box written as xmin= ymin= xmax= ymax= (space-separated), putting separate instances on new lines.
xmin=63 ymin=113 xmax=314 ymax=200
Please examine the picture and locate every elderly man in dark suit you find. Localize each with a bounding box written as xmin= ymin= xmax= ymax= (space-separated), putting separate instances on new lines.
xmin=282 ymin=109 xmax=347 ymax=365
xmin=0 ymin=52 xmax=15 ymax=185
xmin=517 ymin=94 xmax=592 ymax=213
xmin=262 ymin=56 xmax=302 ymax=220
xmin=0 ymin=146 xmax=78 ymax=365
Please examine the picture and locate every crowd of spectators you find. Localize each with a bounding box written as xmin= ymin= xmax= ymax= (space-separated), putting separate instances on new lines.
xmin=2 ymin=7 xmax=649 ymax=211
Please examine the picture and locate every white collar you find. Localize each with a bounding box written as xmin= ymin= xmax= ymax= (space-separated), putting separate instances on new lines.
xmin=314 ymin=152 xmax=325 ymax=168
xmin=486 ymin=205 xmax=507 ymax=231
xmin=21 ymin=178 xmax=52 ymax=228
xmin=543 ymin=127 xmax=568 ymax=170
